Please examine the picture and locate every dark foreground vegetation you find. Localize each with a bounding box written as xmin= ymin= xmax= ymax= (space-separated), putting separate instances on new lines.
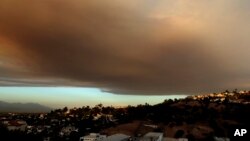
xmin=1 ymin=90 xmax=250 ymax=141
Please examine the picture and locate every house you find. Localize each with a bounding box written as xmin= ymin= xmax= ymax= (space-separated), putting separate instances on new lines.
xmin=0 ymin=117 xmax=7 ymax=121
xmin=140 ymin=132 xmax=163 ymax=141
xmin=107 ymin=134 xmax=130 ymax=141
xmin=6 ymin=120 xmax=27 ymax=131
xmin=80 ymin=133 xmax=107 ymax=141
xmin=61 ymin=126 xmax=77 ymax=136
xmin=39 ymin=114 xmax=45 ymax=119
xmin=93 ymin=114 xmax=102 ymax=120
xmin=143 ymin=124 xmax=158 ymax=129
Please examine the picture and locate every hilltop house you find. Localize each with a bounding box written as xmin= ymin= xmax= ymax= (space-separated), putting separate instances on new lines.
xmin=140 ymin=132 xmax=163 ymax=141
xmin=5 ymin=120 xmax=27 ymax=131
xmin=60 ymin=125 xmax=77 ymax=136
xmin=80 ymin=133 xmax=107 ymax=141
xmin=106 ymin=134 xmax=130 ymax=141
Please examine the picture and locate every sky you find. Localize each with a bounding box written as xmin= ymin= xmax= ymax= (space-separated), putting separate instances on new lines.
xmin=0 ymin=87 xmax=186 ymax=108
xmin=0 ymin=0 xmax=250 ymax=107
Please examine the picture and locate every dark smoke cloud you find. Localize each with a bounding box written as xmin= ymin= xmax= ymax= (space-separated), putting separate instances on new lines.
xmin=0 ymin=0 xmax=249 ymax=94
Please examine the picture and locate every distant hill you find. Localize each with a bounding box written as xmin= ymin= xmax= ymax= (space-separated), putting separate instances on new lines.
xmin=0 ymin=101 xmax=51 ymax=113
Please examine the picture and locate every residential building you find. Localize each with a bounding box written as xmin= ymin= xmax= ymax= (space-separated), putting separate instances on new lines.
xmin=6 ymin=120 xmax=27 ymax=131
xmin=107 ymin=134 xmax=130 ymax=141
xmin=80 ymin=133 xmax=107 ymax=141
xmin=61 ymin=125 xmax=77 ymax=136
xmin=140 ymin=132 xmax=163 ymax=141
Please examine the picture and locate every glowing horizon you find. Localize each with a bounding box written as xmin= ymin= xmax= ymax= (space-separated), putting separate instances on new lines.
xmin=0 ymin=87 xmax=187 ymax=108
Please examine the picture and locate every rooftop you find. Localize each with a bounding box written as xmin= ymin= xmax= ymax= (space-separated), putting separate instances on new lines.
xmin=107 ymin=134 xmax=130 ymax=141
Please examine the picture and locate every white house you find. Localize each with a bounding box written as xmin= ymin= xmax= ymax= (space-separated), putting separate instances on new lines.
xmin=93 ymin=114 xmax=102 ymax=120
xmin=80 ymin=133 xmax=107 ymax=141
xmin=107 ymin=134 xmax=130 ymax=141
xmin=61 ymin=125 xmax=77 ymax=136
xmin=140 ymin=132 xmax=163 ymax=141
xmin=6 ymin=120 xmax=27 ymax=131
xmin=144 ymin=124 xmax=158 ymax=129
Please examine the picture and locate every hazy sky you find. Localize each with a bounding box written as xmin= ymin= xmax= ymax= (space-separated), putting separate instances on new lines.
xmin=0 ymin=87 xmax=186 ymax=108
xmin=0 ymin=0 xmax=250 ymax=107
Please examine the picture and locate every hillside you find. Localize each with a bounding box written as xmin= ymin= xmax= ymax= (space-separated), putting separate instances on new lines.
xmin=101 ymin=90 xmax=250 ymax=140
xmin=0 ymin=101 xmax=51 ymax=113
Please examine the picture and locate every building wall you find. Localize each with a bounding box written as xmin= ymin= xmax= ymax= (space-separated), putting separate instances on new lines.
xmin=7 ymin=125 xmax=27 ymax=131
xmin=80 ymin=135 xmax=107 ymax=141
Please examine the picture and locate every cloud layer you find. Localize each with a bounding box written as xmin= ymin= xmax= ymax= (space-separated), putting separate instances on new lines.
xmin=0 ymin=0 xmax=250 ymax=94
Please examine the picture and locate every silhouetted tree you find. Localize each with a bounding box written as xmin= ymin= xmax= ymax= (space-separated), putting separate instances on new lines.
xmin=174 ymin=130 xmax=185 ymax=138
